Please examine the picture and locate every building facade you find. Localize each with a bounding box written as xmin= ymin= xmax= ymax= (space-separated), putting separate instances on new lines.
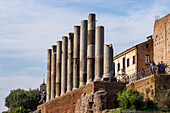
xmin=114 ymin=38 xmax=153 ymax=80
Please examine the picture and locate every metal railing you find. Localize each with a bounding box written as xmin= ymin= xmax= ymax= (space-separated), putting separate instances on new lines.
xmin=117 ymin=65 xmax=170 ymax=83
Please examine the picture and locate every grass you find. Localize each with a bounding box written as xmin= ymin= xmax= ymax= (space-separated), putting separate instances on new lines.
xmin=111 ymin=108 xmax=167 ymax=113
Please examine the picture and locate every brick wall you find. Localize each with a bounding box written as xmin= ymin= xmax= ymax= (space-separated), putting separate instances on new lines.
xmin=137 ymin=39 xmax=153 ymax=73
xmin=93 ymin=81 xmax=126 ymax=109
xmin=154 ymin=74 xmax=170 ymax=93
xmin=126 ymin=75 xmax=155 ymax=100
xmin=37 ymin=81 xmax=126 ymax=113
xmin=126 ymin=74 xmax=170 ymax=100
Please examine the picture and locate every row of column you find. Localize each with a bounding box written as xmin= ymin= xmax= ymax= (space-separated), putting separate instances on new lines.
xmin=46 ymin=14 xmax=114 ymax=101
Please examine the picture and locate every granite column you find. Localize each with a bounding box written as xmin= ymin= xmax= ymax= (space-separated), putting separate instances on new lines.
xmin=46 ymin=49 xmax=52 ymax=101
xmin=51 ymin=45 xmax=57 ymax=99
xmin=87 ymin=13 xmax=96 ymax=84
xmin=73 ymin=26 xmax=80 ymax=90
xmin=102 ymin=44 xmax=114 ymax=81
xmin=94 ymin=26 xmax=104 ymax=81
xmin=79 ymin=20 xmax=88 ymax=87
xmin=56 ymin=41 xmax=62 ymax=97
xmin=67 ymin=33 xmax=74 ymax=92
xmin=61 ymin=36 xmax=68 ymax=95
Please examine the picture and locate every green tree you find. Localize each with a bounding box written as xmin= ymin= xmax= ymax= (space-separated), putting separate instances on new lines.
xmin=26 ymin=89 xmax=41 ymax=110
xmin=5 ymin=88 xmax=41 ymax=111
xmin=117 ymin=88 xmax=144 ymax=110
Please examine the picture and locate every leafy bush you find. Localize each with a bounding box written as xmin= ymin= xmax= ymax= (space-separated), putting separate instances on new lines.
xmin=146 ymin=99 xmax=156 ymax=109
xmin=117 ymin=88 xmax=144 ymax=110
xmin=10 ymin=107 xmax=31 ymax=113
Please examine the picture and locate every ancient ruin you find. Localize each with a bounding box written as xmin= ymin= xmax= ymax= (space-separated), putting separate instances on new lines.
xmin=36 ymin=13 xmax=170 ymax=113
xmin=46 ymin=13 xmax=115 ymax=100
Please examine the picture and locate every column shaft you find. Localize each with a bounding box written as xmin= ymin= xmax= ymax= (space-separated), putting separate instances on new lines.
xmin=87 ymin=13 xmax=96 ymax=84
xmin=51 ymin=45 xmax=57 ymax=99
xmin=102 ymin=44 xmax=114 ymax=81
xmin=56 ymin=41 xmax=62 ymax=97
xmin=94 ymin=26 xmax=104 ymax=81
xmin=46 ymin=49 xmax=52 ymax=101
xmin=67 ymin=33 xmax=74 ymax=92
xmin=109 ymin=44 xmax=114 ymax=76
xmin=80 ymin=20 xmax=88 ymax=87
xmin=61 ymin=36 xmax=68 ymax=95
xmin=73 ymin=26 xmax=80 ymax=90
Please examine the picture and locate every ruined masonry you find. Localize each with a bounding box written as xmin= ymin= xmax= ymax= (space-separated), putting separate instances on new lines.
xmin=42 ymin=13 xmax=118 ymax=113
xmin=37 ymin=13 xmax=170 ymax=113
xmin=46 ymin=13 xmax=115 ymax=100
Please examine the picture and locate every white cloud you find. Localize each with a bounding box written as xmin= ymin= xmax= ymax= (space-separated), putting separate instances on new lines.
xmin=0 ymin=0 xmax=169 ymax=60
xmin=25 ymin=66 xmax=41 ymax=71
xmin=0 ymin=74 xmax=43 ymax=112
xmin=0 ymin=0 xmax=169 ymax=112
xmin=96 ymin=0 xmax=170 ymax=54
xmin=0 ymin=75 xmax=42 ymax=89
xmin=0 ymin=0 xmax=87 ymax=61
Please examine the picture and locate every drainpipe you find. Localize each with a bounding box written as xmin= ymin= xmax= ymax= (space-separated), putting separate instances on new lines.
xmin=135 ymin=45 xmax=138 ymax=79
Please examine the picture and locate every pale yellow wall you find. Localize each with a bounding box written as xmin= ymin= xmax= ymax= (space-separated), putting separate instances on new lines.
xmin=126 ymin=49 xmax=137 ymax=75
xmin=114 ymin=49 xmax=137 ymax=79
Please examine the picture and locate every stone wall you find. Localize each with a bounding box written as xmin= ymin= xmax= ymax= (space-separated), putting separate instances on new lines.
xmin=37 ymin=81 xmax=126 ymax=113
xmin=93 ymin=81 xmax=126 ymax=109
xmin=153 ymin=14 xmax=170 ymax=66
xmin=126 ymin=74 xmax=170 ymax=100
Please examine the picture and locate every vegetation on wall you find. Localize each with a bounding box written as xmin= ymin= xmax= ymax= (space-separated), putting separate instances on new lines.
xmin=116 ymin=75 xmax=170 ymax=112
xmin=117 ymin=88 xmax=144 ymax=110
xmin=155 ymin=88 xmax=170 ymax=111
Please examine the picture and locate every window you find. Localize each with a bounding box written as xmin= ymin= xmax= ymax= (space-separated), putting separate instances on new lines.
xmin=127 ymin=58 xmax=130 ymax=67
xmin=117 ymin=63 xmax=120 ymax=72
xmin=133 ymin=56 xmax=135 ymax=64
xmin=145 ymin=55 xmax=150 ymax=64
xmin=123 ymin=57 xmax=125 ymax=69
xmin=146 ymin=44 xmax=149 ymax=49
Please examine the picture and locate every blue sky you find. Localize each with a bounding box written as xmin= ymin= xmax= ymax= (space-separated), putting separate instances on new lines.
xmin=0 ymin=0 xmax=169 ymax=111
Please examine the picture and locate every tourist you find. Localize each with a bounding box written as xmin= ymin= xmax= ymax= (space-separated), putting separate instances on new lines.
xmin=150 ymin=61 xmax=155 ymax=74
xmin=157 ymin=62 xmax=161 ymax=74
xmin=163 ymin=63 xmax=167 ymax=74
xmin=140 ymin=68 xmax=145 ymax=78
xmin=160 ymin=61 xmax=164 ymax=74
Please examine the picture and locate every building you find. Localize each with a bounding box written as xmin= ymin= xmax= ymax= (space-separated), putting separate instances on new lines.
xmin=153 ymin=14 xmax=170 ymax=66
xmin=113 ymin=37 xmax=153 ymax=81
xmin=39 ymin=79 xmax=46 ymax=103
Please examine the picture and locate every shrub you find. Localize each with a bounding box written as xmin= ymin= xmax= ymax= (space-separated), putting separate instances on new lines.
xmin=151 ymin=76 xmax=155 ymax=83
xmin=146 ymin=99 xmax=156 ymax=109
xmin=117 ymin=88 xmax=144 ymax=110
xmin=10 ymin=107 xmax=31 ymax=113
xmin=130 ymin=83 xmax=134 ymax=89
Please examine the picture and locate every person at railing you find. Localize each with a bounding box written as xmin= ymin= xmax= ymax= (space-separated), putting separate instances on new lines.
xmin=160 ymin=61 xmax=165 ymax=74
xmin=163 ymin=63 xmax=167 ymax=74
xmin=140 ymin=68 xmax=145 ymax=78
xmin=150 ymin=60 xmax=156 ymax=74
xmin=157 ymin=62 xmax=161 ymax=74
